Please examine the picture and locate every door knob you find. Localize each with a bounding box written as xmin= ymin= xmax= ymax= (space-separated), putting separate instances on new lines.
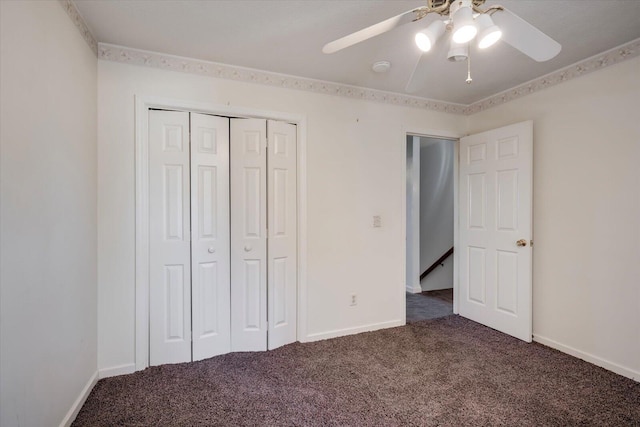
xmin=208 ymin=247 xmax=215 ymax=253
xmin=516 ymin=239 xmax=527 ymax=247
xmin=244 ymin=245 xmax=252 ymax=252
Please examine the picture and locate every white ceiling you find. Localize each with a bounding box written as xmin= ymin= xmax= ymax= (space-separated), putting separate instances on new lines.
xmin=75 ymin=0 xmax=640 ymax=105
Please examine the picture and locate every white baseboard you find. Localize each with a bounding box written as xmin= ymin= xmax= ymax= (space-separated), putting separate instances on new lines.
xmin=406 ymin=284 xmax=422 ymax=294
xmin=533 ymin=334 xmax=639 ymax=382
xmin=99 ymin=363 xmax=136 ymax=379
xmin=59 ymin=371 xmax=98 ymax=427
xmin=303 ymin=319 xmax=404 ymax=343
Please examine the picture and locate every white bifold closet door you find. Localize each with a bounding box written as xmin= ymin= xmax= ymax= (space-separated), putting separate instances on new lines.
xmin=149 ymin=111 xmax=297 ymax=365
xmin=149 ymin=111 xmax=231 ymax=366
xmin=190 ymin=113 xmax=231 ymax=361
xmin=149 ymin=111 xmax=192 ymax=365
xmin=230 ymin=118 xmax=268 ymax=351
xmin=266 ymin=120 xmax=297 ymax=350
xmin=230 ymin=118 xmax=297 ymax=351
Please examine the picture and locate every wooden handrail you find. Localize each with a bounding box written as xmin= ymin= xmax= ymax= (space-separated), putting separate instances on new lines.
xmin=420 ymin=247 xmax=454 ymax=281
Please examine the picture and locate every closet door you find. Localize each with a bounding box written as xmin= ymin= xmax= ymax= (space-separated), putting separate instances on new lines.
xmin=267 ymin=120 xmax=297 ymax=350
xmin=149 ymin=110 xmax=192 ymax=365
xmin=230 ymin=118 xmax=268 ymax=351
xmin=190 ymin=113 xmax=231 ymax=361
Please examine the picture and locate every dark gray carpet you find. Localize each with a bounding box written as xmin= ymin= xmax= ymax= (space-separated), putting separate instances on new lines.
xmin=423 ymin=288 xmax=454 ymax=304
xmin=74 ymin=316 xmax=640 ymax=426
xmin=406 ymin=290 xmax=453 ymax=322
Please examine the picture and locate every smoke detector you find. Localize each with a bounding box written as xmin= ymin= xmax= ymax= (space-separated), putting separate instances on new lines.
xmin=372 ymin=61 xmax=391 ymax=73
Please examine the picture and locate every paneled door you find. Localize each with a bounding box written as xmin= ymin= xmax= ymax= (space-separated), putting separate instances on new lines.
xmin=149 ymin=110 xmax=192 ymax=365
xmin=459 ymin=121 xmax=533 ymax=342
xmin=266 ymin=120 xmax=297 ymax=350
xmin=150 ymin=111 xmax=232 ymax=365
xmin=190 ymin=113 xmax=231 ymax=361
xmin=148 ymin=112 xmax=298 ymax=363
xmin=230 ymin=118 xmax=268 ymax=351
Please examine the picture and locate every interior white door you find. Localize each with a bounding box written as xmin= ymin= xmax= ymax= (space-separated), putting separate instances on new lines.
xmin=266 ymin=120 xmax=297 ymax=350
xmin=149 ymin=110 xmax=192 ymax=365
xmin=459 ymin=120 xmax=533 ymax=342
xmin=230 ymin=118 xmax=268 ymax=351
xmin=190 ymin=113 xmax=231 ymax=361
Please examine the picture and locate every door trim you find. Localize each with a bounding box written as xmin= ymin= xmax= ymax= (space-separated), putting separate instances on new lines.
xmin=401 ymin=127 xmax=462 ymax=322
xmin=134 ymin=96 xmax=307 ymax=371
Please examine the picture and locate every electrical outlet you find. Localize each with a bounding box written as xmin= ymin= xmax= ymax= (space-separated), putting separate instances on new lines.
xmin=350 ymin=293 xmax=357 ymax=306
xmin=372 ymin=215 xmax=382 ymax=228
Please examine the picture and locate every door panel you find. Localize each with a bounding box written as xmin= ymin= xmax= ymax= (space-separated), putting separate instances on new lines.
xmin=149 ymin=110 xmax=192 ymax=365
xmin=267 ymin=120 xmax=297 ymax=350
xmin=230 ymin=118 xmax=268 ymax=351
xmin=191 ymin=113 xmax=231 ymax=361
xmin=165 ymin=265 xmax=186 ymax=339
xmin=242 ymin=259 xmax=262 ymax=329
xmin=467 ymin=247 xmax=486 ymax=304
xmin=459 ymin=121 xmax=533 ymax=342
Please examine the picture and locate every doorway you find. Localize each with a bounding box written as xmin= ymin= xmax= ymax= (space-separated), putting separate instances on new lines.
xmin=405 ymin=134 xmax=457 ymax=323
xmin=403 ymin=121 xmax=534 ymax=343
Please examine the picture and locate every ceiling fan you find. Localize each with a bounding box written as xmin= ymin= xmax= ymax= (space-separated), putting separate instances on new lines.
xmin=322 ymin=0 xmax=561 ymax=91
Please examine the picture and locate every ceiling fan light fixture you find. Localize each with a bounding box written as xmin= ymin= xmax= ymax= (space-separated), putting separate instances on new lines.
xmin=476 ymin=14 xmax=502 ymax=49
xmin=447 ymin=41 xmax=469 ymax=62
xmin=415 ymin=20 xmax=446 ymax=52
xmin=452 ymin=6 xmax=477 ymax=44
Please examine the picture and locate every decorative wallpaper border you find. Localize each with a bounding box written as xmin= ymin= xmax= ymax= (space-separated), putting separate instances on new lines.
xmin=97 ymin=43 xmax=467 ymax=115
xmin=466 ymin=38 xmax=640 ymax=114
xmin=59 ymin=0 xmax=98 ymax=56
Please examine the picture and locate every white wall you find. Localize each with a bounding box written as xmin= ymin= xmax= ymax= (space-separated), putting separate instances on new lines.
xmin=0 ymin=1 xmax=98 ymax=425
xmin=467 ymin=56 xmax=640 ymax=379
xmin=97 ymin=60 xmax=464 ymax=372
xmin=418 ymin=137 xmax=454 ymax=291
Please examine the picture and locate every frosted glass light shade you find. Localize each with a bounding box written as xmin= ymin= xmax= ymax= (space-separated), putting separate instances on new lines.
xmin=415 ymin=20 xmax=446 ymax=52
xmin=415 ymin=32 xmax=432 ymax=52
xmin=476 ymin=14 xmax=502 ymax=49
xmin=452 ymin=6 xmax=477 ymax=44
xmin=448 ymin=41 xmax=469 ymax=62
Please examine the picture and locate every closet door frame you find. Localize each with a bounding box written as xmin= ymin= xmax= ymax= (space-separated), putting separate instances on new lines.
xmin=134 ymin=96 xmax=308 ymax=371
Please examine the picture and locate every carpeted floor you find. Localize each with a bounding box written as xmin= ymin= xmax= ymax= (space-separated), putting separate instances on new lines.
xmin=423 ymin=288 xmax=454 ymax=304
xmin=75 ymin=316 xmax=640 ymax=426
xmin=406 ymin=289 xmax=453 ymax=322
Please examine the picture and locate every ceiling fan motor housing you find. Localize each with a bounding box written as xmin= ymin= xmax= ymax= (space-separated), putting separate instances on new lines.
xmin=449 ymin=0 xmax=474 ymax=18
xmin=430 ymin=0 xmax=486 ymax=16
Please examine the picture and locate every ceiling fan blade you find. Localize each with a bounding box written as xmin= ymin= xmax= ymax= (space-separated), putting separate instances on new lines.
xmin=492 ymin=8 xmax=561 ymax=62
xmin=405 ymin=53 xmax=430 ymax=93
xmin=405 ymin=39 xmax=448 ymax=93
xmin=323 ymin=8 xmax=423 ymax=54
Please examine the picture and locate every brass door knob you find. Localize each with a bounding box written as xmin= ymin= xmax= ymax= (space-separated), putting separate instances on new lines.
xmin=516 ymin=239 xmax=527 ymax=247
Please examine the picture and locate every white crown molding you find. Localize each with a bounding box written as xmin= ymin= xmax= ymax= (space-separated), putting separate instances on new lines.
xmin=465 ymin=38 xmax=640 ymax=114
xmin=97 ymin=43 xmax=467 ymax=115
xmin=97 ymin=36 xmax=640 ymax=116
xmin=59 ymin=0 xmax=98 ymax=56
